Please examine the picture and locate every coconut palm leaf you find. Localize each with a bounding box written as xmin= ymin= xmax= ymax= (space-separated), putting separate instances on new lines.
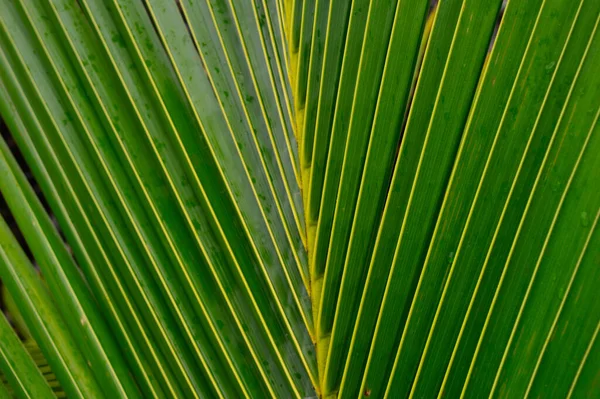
xmin=0 ymin=0 xmax=598 ymax=398
xmin=0 ymin=308 xmax=55 ymax=399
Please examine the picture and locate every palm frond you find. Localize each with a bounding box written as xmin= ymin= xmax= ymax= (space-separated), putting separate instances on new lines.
xmin=0 ymin=311 xmax=55 ymax=399
xmin=0 ymin=0 xmax=598 ymax=398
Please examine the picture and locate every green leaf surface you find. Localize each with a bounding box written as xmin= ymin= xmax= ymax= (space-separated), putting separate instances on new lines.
xmin=0 ymin=313 xmax=55 ymax=399
xmin=0 ymin=0 xmax=598 ymax=398
xmin=334 ymin=1 xmax=502 ymax=396
xmin=304 ymin=0 xmax=369 ymax=231
xmin=527 ymin=213 xmax=600 ymax=398
xmin=0 ymin=215 xmax=103 ymax=399
xmin=314 ymin=0 xmax=431 ymax=394
xmin=0 ymin=49 xmax=168 ymax=399
xmin=0 ymin=106 xmax=143 ymax=398
xmin=0 ymin=381 xmax=9 ymax=399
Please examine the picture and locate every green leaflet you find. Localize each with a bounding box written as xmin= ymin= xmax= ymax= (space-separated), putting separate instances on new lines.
xmin=298 ymin=0 xmax=329 ymax=167
xmin=394 ymin=0 xmax=600 ymax=397
xmin=0 ymin=312 xmax=55 ymax=399
xmin=461 ymin=7 xmax=600 ymax=396
xmin=526 ymin=212 xmax=600 ymax=397
xmin=0 ymin=215 xmax=102 ymax=399
xmin=1 ymin=286 xmax=32 ymax=341
xmin=568 ymin=319 xmax=600 ymax=398
xmin=0 ymin=42 xmax=171 ymax=399
xmin=0 ymin=131 xmax=140 ymax=398
xmin=300 ymin=0 xmax=351 ymax=198
xmin=293 ymin=0 xmax=314 ymax=110
xmin=0 ymin=2 xmax=216 ymax=395
xmin=0 ymin=0 xmax=599 ymax=397
xmin=317 ymin=0 xmax=430 ymax=393
xmin=335 ymin=1 xmax=502 ymax=396
xmin=304 ymin=0 xmax=369 ymax=231
xmin=0 ymin=0 xmax=316 ymax=396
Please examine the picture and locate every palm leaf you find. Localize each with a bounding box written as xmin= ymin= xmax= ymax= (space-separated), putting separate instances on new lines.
xmin=0 ymin=0 xmax=598 ymax=398
xmin=0 ymin=310 xmax=55 ymax=399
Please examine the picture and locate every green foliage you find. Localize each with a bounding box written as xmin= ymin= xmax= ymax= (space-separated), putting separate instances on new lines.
xmin=0 ymin=0 xmax=598 ymax=398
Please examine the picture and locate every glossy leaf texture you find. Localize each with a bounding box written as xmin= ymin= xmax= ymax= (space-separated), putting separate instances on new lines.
xmin=295 ymin=0 xmax=600 ymax=397
xmin=0 ymin=0 xmax=599 ymax=398
xmin=0 ymin=0 xmax=314 ymax=397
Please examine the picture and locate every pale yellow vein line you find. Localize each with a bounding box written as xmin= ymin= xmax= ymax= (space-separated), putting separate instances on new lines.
xmin=434 ymin=1 xmax=550 ymax=396
xmin=0 ymin=344 xmax=33 ymax=399
xmin=221 ymin=0 xmax=307 ymax=247
xmin=379 ymin=3 xmax=469 ymax=397
xmin=0 ymin=242 xmax=83 ymax=398
xmin=46 ymin=2 xmax=223 ymax=396
xmin=222 ymin=0 xmax=304 ymax=206
xmin=0 ymin=44 xmax=160 ymax=399
xmin=108 ymin=1 xmax=282 ymax=395
xmin=144 ymin=2 xmax=310 ymax=395
xmin=294 ymin=0 xmax=311 ymax=107
xmin=268 ymin=0 xmax=294 ymax=116
xmin=1 ymin=134 xmax=129 ymax=398
xmin=299 ymin=0 xmax=323 ymax=146
xmin=566 ymin=321 xmax=600 ymax=398
xmin=524 ymin=208 xmax=600 ymax=398
xmin=478 ymin=4 xmax=594 ymax=394
xmin=490 ymin=103 xmax=599 ymax=397
xmin=109 ymin=0 xmax=284 ymax=396
xmin=253 ymin=0 xmax=301 ymax=185
xmin=321 ymin=0 xmax=409 ymax=382
xmin=90 ymin=3 xmax=257 ymax=397
xmin=337 ymin=2 xmax=444 ymax=396
xmin=418 ymin=0 xmax=588 ymax=396
xmin=2 ymin=9 xmax=185 ymax=398
xmin=186 ymin=0 xmax=311 ymax=308
xmin=460 ymin=6 xmax=594 ymax=394
xmin=203 ymin=0 xmax=315 ymax=378
xmin=405 ymin=1 xmax=516 ymax=396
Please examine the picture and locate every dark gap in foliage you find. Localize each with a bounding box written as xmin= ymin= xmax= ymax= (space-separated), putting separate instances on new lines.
xmin=0 ymin=119 xmax=35 ymax=338
xmin=141 ymin=0 xmax=163 ymax=40
xmin=488 ymin=0 xmax=507 ymax=53
xmin=174 ymin=3 xmax=202 ymax=60
xmin=0 ymin=119 xmax=36 ymax=265
xmin=0 ymin=123 xmax=70 ymax=399
xmin=174 ymin=0 xmax=210 ymax=76
xmin=0 ymin=379 xmax=9 ymax=394
xmin=0 ymin=193 xmax=32 ymax=261
xmin=0 ymin=117 xmax=74 ymax=276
